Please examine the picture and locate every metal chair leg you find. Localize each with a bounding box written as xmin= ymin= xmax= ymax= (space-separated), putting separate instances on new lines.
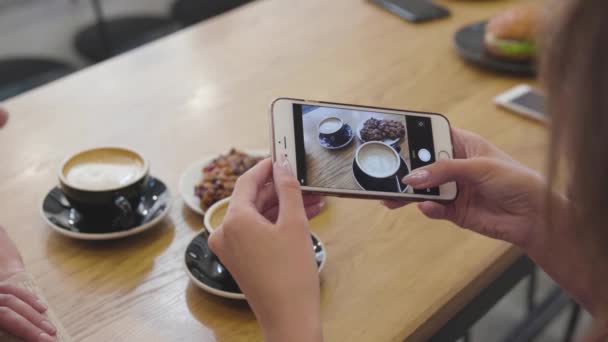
xmin=563 ymin=302 xmax=581 ymax=342
xmin=90 ymin=0 xmax=112 ymax=56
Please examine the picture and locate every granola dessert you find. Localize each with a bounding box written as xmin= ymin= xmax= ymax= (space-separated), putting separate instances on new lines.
xmin=194 ymin=149 xmax=264 ymax=210
xmin=360 ymin=118 xmax=405 ymax=142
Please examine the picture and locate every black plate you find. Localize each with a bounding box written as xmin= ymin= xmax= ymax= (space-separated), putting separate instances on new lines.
xmin=185 ymin=231 xmax=326 ymax=299
xmin=454 ymin=21 xmax=536 ymax=77
xmin=318 ymin=124 xmax=354 ymax=150
xmin=352 ymin=156 xmax=410 ymax=193
xmin=42 ymin=177 xmax=170 ymax=235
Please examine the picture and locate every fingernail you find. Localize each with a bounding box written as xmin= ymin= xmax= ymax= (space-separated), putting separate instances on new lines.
xmin=276 ymin=156 xmax=293 ymax=175
xmin=319 ymin=200 xmax=326 ymax=209
xmin=37 ymin=300 xmax=48 ymax=311
xmin=39 ymin=332 xmax=55 ymax=342
xmin=402 ymin=169 xmax=430 ymax=184
xmin=41 ymin=321 xmax=57 ymax=335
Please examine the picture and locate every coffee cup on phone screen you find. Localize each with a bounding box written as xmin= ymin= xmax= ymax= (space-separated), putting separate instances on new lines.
xmin=355 ymin=141 xmax=401 ymax=180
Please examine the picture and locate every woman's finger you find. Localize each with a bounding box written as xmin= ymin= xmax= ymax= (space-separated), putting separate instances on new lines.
xmin=0 ymin=285 xmax=46 ymax=313
xmin=262 ymin=201 xmax=324 ymax=223
xmin=272 ymin=158 xmax=307 ymax=226
xmin=0 ymin=293 xmax=56 ymax=336
xmin=208 ymin=225 xmax=225 ymax=256
xmin=0 ymin=307 xmax=54 ymax=342
xmin=0 ymin=108 xmax=8 ymax=128
xmin=417 ymin=201 xmax=449 ymax=220
xmin=256 ymin=183 xmax=322 ymax=214
xmin=231 ymin=159 xmax=274 ymax=205
xmin=255 ymin=182 xmax=278 ymax=212
xmin=381 ymin=199 xmax=412 ymax=209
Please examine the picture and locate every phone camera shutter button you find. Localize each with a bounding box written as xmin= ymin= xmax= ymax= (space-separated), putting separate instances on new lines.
xmin=418 ymin=149 xmax=432 ymax=162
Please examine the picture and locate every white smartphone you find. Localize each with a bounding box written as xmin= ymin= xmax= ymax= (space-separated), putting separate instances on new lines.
xmin=494 ymin=84 xmax=547 ymax=123
xmin=270 ymin=98 xmax=458 ymax=201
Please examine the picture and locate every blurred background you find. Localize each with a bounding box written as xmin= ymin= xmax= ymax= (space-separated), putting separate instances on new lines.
xmin=0 ymin=0 xmax=252 ymax=100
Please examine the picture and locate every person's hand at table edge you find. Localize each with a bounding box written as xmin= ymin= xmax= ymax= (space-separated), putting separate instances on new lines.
xmin=0 ymin=226 xmax=58 ymax=342
xmin=0 ymin=107 xmax=8 ymax=128
xmin=0 ymin=108 xmax=58 ymax=342
xmin=209 ymin=158 xmax=323 ymax=342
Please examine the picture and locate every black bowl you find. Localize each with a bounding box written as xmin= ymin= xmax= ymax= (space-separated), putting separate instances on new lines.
xmin=454 ymin=21 xmax=536 ymax=77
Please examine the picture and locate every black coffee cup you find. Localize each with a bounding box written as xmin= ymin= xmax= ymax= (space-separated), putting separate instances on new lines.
xmin=58 ymin=147 xmax=149 ymax=229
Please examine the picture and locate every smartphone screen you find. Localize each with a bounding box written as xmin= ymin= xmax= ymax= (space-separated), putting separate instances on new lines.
xmin=510 ymin=90 xmax=546 ymax=118
xmin=370 ymin=0 xmax=450 ymax=22
xmin=495 ymin=86 xmax=547 ymax=122
xmin=291 ymin=104 xmax=442 ymax=196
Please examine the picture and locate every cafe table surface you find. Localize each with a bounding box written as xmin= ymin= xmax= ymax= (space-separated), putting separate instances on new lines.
xmin=0 ymin=0 xmax=545 ymax=340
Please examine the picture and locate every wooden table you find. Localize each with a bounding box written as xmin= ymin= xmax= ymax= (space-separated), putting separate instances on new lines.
xmin=0 ymin=0 xmax=545 ymax=340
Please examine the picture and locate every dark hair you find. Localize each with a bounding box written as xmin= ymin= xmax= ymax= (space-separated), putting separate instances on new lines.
xmin=542 ymin=0 xmax=608 ymax=258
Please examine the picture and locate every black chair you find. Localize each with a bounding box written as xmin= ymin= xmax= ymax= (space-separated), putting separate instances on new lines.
xmin=74 ymin=0 xmax=179 ymax=63
xmin=171 ymin=0 xmax=254 ymax=27
xmin=0 ymin=58 xmax=76 ymax=101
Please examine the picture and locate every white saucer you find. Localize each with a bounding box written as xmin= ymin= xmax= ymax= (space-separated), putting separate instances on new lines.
xmin=178 ymin=150 xmax=269 ymax=215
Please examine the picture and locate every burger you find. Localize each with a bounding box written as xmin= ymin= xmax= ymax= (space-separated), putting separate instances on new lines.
xmin=484 ymin=6 xmax=542 ymax=61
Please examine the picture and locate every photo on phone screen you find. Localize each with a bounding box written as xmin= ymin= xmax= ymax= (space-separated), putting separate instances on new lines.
xmin=292 ymin=104 xmax=442 ymax=196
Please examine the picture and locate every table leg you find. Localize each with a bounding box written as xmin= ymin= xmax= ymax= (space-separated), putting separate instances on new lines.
xmin=562 ymin=303 xmax=581 ymax=342
xmin=501 ymin=287 xmax=572 ymax=342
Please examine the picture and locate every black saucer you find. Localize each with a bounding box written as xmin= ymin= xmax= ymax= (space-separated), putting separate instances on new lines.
xmin=454 ymin=21 xmax=536 ymax=77
xmin=318 ymin=124 xmax=354 ymax=150
xmin=352 ymin=157 xmax=410 ymax=193
xmin=185 ymin=231 xmax=326 ymax=300
xmin=41 ymin=177 xmax=171 ymax=240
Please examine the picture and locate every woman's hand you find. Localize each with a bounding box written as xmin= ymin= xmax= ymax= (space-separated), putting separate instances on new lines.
xmin=0 ymin=227 xmax=57 ymax=341
xmin=384 ymin=128 xmax=548 ymax=248
xmin=208 ymin=158 xmax=323 ymax=342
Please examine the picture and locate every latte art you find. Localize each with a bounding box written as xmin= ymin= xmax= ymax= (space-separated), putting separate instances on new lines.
xmin=357 ymin=143 xmax=400 ymax=178
xmin=63 ymin=149 xmax=145 ymax=191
